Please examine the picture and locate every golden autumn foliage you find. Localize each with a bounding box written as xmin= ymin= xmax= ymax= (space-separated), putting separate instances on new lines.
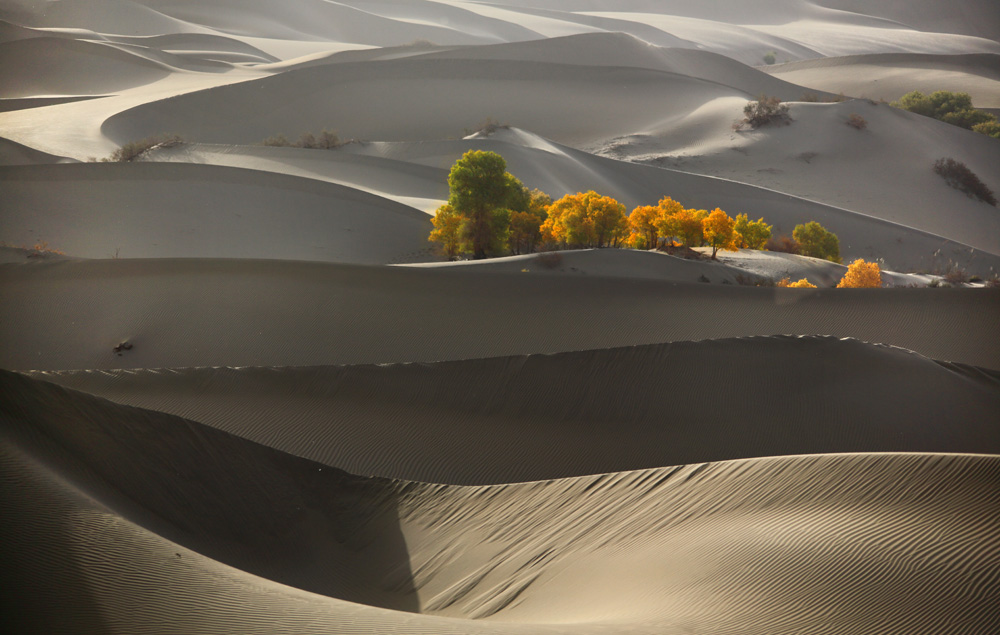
xmin=541 ymin=191 xmax=628 ymax=248
xmin=628 ymin=205 xmax=660 ymax=249
xmin=428 ymin=204 xmax=464 ymax=260
xmin=777 ymin=277 xmax=817 ymax=288
xmin=702 ymin=208 xmax=739 ymax=259
xmin=837 ymin=259 xmax=882 ymax=288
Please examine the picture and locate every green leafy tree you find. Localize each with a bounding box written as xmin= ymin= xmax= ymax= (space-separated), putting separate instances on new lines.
xmin=793 ymin=221 xmax=841 ymax=263
xmin=446 ymin=150 xmax=527 ymax=259
xmin=734 ymin=214 xmax=772 ymax=249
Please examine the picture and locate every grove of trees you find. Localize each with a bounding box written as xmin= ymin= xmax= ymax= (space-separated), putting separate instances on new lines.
xmin=429 ymin=151 xmax=853 ymax=269
xmin=893 ymin=90 xmax=999 ymax=139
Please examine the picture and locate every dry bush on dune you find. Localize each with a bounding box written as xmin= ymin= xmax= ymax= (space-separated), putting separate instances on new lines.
xmin=765 ymin=234 xmax=801 ymax=255
xmin=464 ymin=117 xmax=509 ymax=137
xmin=737 ymin=95 xmax=791 ymax=130
xmin=261 ymin=129 xmax=340 ymax=149
xmin=933 ymin=158 xmax=996 ymax=206
xmin=535 ymin=251 xmax=563 ymax=269
xmin=800 ymin=92 xmax=819 ymax=102
xmin=103 ymin=134 xmax=182 ymax=162
xmin=942 ymin=267 xmax=970 ymax=285
xmin=846 ymin=113 xmax=867 ymax=130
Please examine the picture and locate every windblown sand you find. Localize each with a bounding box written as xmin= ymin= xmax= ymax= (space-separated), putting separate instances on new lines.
xmin=2 ymin=1 xmax=999 ymax=634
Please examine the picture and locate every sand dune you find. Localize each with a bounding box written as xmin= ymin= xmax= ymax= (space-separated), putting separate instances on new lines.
xmin=0 ymin=36 xmax=172 ymax=98
xmin=3 ymin=371 xmax=999 ymax=632
xmin=0 ymin=162 xmax=434 ymax=263
xmin=764 ymin=53 xmax=1000 ymax=107
xmin=2 ymin=258 xmax=998 ymax=372
xmin=31 ymin=336 xmax=1000 ymax=484
xmin=3 ymin=3 xmax=998 ymax=633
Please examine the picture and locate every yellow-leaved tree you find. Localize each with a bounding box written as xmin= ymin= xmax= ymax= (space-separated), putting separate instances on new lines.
xmin=837 ymin=259 xmax=882 ymax=288
xmin=628 ymin=205 xmax=660 ymax=249
xmin=429 ymin=204 xmax=464 ymax=260
xmin=702 ymin=208 xmax=739 ymax=259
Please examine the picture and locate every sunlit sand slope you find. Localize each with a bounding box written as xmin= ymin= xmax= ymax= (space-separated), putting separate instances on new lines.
xmin=3 ymin=371 xmax=998 ymax=633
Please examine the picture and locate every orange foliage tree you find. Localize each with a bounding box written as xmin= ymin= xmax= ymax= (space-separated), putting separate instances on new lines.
xmin=541 ymin=191 xmax=628 ymax=248
xmin=702 ymin=208 xmax=739 ymax=259
xmin=837 ymin=259 xmax=882 ymax=288
xmin=429 ymin=204 xmax=463 ymax=260
xmin=778 ymin=277 xmax=817 ymax=288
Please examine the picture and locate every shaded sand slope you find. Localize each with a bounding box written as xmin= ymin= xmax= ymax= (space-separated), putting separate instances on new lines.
xmin=34 ymin=336 xmax=1000 ymax=484
xmin=0 ymin=36 xmax=171 ymax=98
xmin=0 ymin=163 xmax=434 ymax=263
xmin=2 ymin=259 xmax=998 ymax=371
xmin=3 ymin=372 xmax=999 ymax=632
xmin=764 ymin=53 xmax=1000 ymax=107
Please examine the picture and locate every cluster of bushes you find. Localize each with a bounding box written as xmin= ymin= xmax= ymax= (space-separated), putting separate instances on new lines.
xmin=101 ymin=134 xmax=182 ymax=162
xmin=893 ymin=90 xmax=999 ymax=139
xmin=933 ymin=158 xmax=997 ymax=206
xmin=429 ymin=150 xmax=850 ymax=265
xmin=777 ymin=259 xmax=883 ymax=289
xmin=261 ymin=129 xmax=341 ymax=149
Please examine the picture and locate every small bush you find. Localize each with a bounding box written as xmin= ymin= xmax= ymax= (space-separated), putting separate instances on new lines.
xmin=262 ymin=129 xmax=341 ymax=149
xmin=261 ymin=135 xmax=293 ymax=147
xmin=465 ymin=117 xmax=509 ymax=137
xmin=800 ymin=92 xmax=819 ymax=102
xmin=763 ymin=51 xmax=777 ymax=65
xmin=778 ymin=277 xmax=817 ymax=288
xmin=535 ymin=251 xmax=563 ymax=269
xmin=973 ymin=120 xmax=1000 ymax=140
xmin=933 ymin=158 xmax=997 ymax=205
xmin=103 ymin=134 xmax=182 ymax=162
xmin=846 ymin=113 xmax=867 ymax=130
xmin=837 ymin=259 xmax=882 ymax=288
xmin=765 ymin=234 xmax=800 ymax=254
xmin=942 ymin=267 xmax=969 ymax=285
xmin=738 ymin=95 xmax=791 ymax=129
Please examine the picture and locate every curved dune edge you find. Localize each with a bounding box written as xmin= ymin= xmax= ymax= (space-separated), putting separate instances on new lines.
xmin=31 ymin=335 xmax=1000 ymax=484
xmin=2 ymin=258 xmax=998 ymax=372
xmin=2 ymin=370 xmax=999 ymax=633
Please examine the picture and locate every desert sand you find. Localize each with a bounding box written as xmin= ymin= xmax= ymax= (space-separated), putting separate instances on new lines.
xmin=2 ymin=1 xmax=999 ymax=634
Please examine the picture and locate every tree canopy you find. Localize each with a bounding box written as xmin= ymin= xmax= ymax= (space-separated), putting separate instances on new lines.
xmin=893 ymin=90 xmax=997 ymax=134
xmin=838 ymin=259 xmax=882 ymax=288
xmin=445 ymin=150 xmax=528 ymax=258
xmin=793 ymin=221 xmax=841 ymax=263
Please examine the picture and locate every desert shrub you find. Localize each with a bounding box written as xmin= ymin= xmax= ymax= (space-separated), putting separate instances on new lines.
xmin=315 ymin=129 xmax=340 ymax=148
xmin=800 ymin=92 xmax=819 ymax=102
xmin=892 ymin=90 xmax=996 ymax=131
xmin=778 ymin=277 xmax=817 ymax=288
xmin=942 ymin=267 xmax=969 ymax=285
xmin=793 ymin=221 xmax=841 ymax=263
xmin=765 ymin=234 xmax=800 ymax=254
xmin=933 ymin=158 xmax=997 ymax=205
xmin=846 ymin=113 xmax=867 ymax=130
xmin=739 ymin=95 xmax=791 ymax=129
xmin=837 ymin=259 xmax=882 ymax=288
xmin=985 ymin=276 xmax=1000 ymax=288
xmin=972 ymin=120 xmax=1000 ymax=139
xmin=535 ymin=251 xmax=563 ymax=269
xmin=763 ymin=51 xmax=777 ymax=65
xmin=261 ymin=135 xmax=293 ymax=147
xmin=464 ymin=117 xmax=509 ymax=137
xmin=103 ymin=134 xmax=182 ymax=162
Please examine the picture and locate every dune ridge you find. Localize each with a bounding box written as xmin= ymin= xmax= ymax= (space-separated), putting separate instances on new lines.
xmin=2 ymin=258 xmax=998 ymax=372
xmin=30 ymin=335 xmax=1000 ymax=484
